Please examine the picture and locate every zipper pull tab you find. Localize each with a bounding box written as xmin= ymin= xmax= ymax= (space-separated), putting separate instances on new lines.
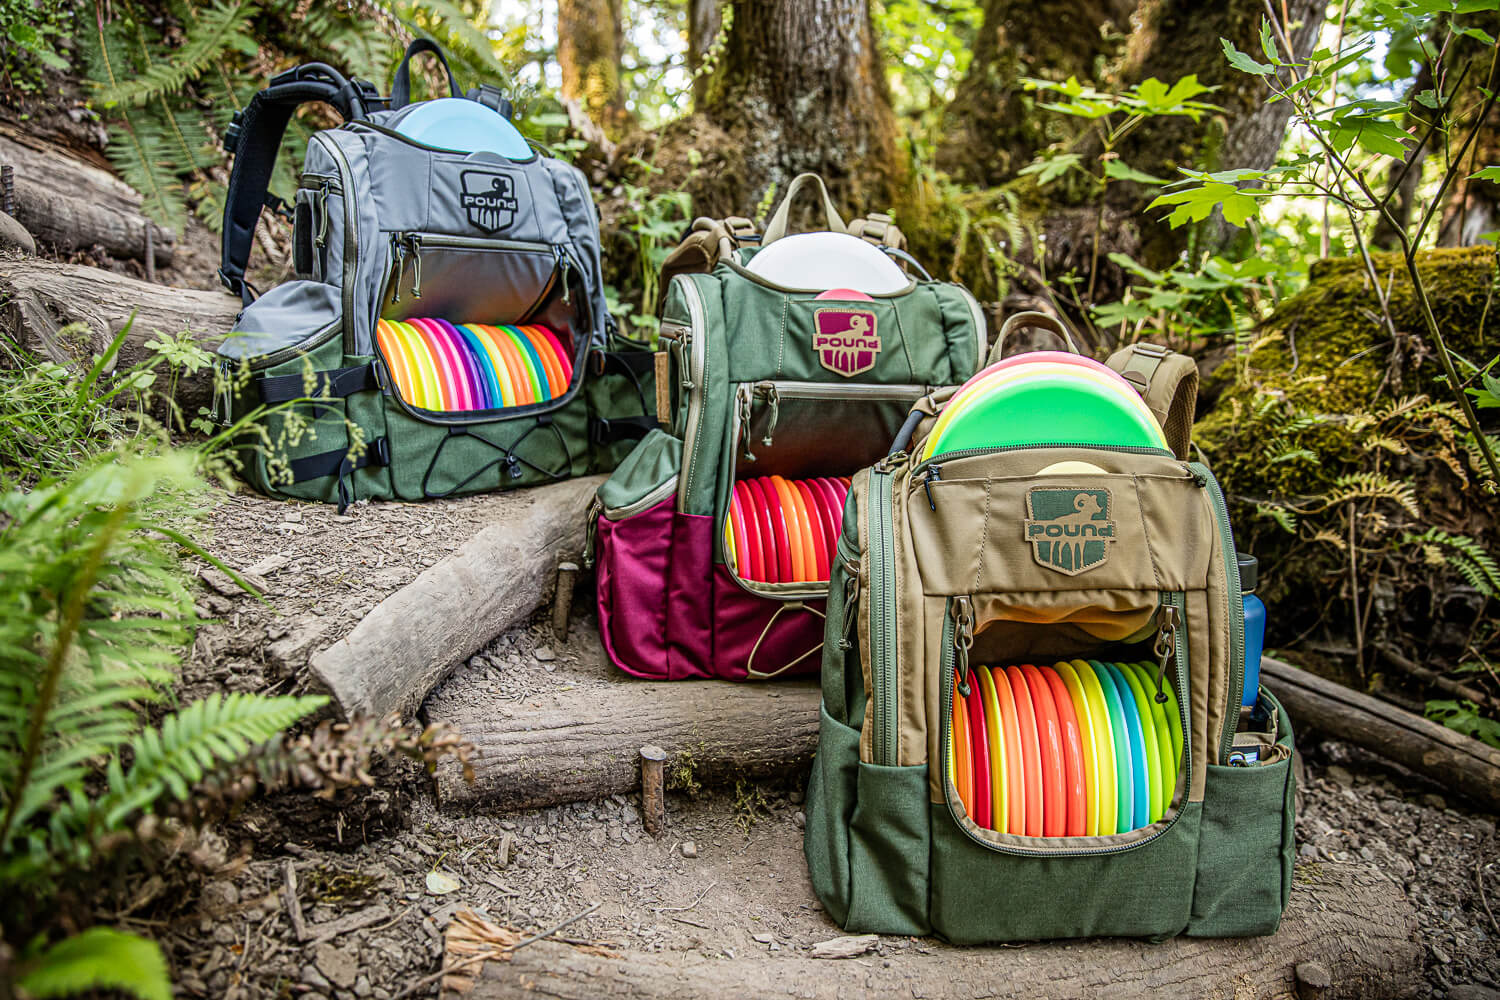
xmin=760 ymin=384 xmax=780 ymax=448
xmin=554 ymin=246 xmax=573 ymax=306
xmin=952 ymin=596 xmax=975 ymax=697
xmin=583 ymin=497 xmax=602 ymax=569
xmin=921 ymin=464 xmax=943 ymax=510
xmin=315 ymin=185 xmax=330 ymax=249
xmin=838 ymin=571 xmax=859 ymax=650
xmin=1152 ymin=603 xmax=1181 ymax=704
xmin=406 ymin=234 xmax=423 ymax=299
xmin=390 ymin=236 xmax=406 ymax=303
xmin=738 ymin=389 xmax=756 ymax=463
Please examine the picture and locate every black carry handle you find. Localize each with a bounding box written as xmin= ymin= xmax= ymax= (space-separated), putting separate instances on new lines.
xmin=390 ymin=38 xmax=463 ymax=110
xmin=889 ymin=409 xmax=926 ymax=456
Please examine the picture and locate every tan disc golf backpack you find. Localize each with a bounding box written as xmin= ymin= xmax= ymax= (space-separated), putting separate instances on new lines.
xmin=804 ymin=315 xmax=1297 ymax=942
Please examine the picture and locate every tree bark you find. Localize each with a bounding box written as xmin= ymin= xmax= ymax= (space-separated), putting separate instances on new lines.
xmin=687 ymin=0 xmax=725 ymax=107
xmin=0 ymin=258 xmax=232 ymax=413
xmin=682 ymin=0 xmax=907 ymax=217
xmin=1435 ymin=13 xmax=1500 ymax=247
xmin=309 ymin=476 xmax=604 ymax=721
xmin=1262 ymin=656 xmax=1500 ymax=811
xmin=556 ymin=0 xmax=627 ymax=134
xmin=451 ymin=863 xmax=1421 ymax=1000
xmin=428 ymin=676 xmax=820 ymax=811
xmin=0 ymin=132 xmax=174 ymax=267
xmin=936 ymin=0 xmax=1138 ymax=187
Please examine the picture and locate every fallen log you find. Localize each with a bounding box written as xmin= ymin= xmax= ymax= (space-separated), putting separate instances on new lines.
xmin=311 ymin=476 xmax=605 ymax=722
xmin=0 ymin=258 xmax=235 ymax=413
xmin=0 ymin=134 xmax=174 ymax=267
xmin=450 ymin=862 xmax=1421 ymax=1000
xmin=429 ymin=674 xmax=820 ymax=811
xmin=1264 ymin=655 xmax=1500 ymax=811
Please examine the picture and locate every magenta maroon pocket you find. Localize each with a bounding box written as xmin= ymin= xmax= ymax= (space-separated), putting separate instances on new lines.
xmin=595 ymin=495 xmax=676 ymax=678
xmin=710 ymin=567 xmax=825 ymax=680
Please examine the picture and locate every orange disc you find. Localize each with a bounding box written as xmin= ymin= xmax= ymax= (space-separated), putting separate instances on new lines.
xmin=769 ymin=476 xmax=809 ymax=582
xmin=953 ymin=675 xmax=974 ymax=817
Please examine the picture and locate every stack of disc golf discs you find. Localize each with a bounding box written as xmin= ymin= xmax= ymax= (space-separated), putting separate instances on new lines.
xmin=375 ymin=318 xmax=573 ymax=412
xmin=723 ymin=476 xmax=852 ymax=584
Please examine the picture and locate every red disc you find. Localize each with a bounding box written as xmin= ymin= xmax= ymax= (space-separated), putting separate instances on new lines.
xmin=756 ymin=476 xmax=795 ymax=583
xmin=964 ymin=673 xmax=992 ymax=829
xmin=1022 ymin=664 xmax=1066 ymax=837
xmin=743 ymin=477 xmax=781 ymax=584
xmin=1006 ymin=665 xmax=1044 ymax=837
xmin=809 ymin=478 xmax=845 ymax=549
xmin=727 ymin=483 xmax=753 ymax=580
xmin=731 ymin=482 xmax=766 ymax=582
xmin=1041 ymin=665 xmax=1088 ymax=837
xmin=793 ymin=480 xmax=832 ymax=580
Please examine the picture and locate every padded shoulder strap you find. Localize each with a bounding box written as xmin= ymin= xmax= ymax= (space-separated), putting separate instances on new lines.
xmin=846 ymin=212 xmax=906 ymax=253
xmin=219 ymin=62 xmax=377 ymax=303
xmin=657 ymin=215 xmax=756 ymax=297
xmin=1105 ymin=342 xmax=1199 ymax=460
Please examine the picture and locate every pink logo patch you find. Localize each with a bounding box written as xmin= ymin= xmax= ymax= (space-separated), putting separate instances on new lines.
xmin=813 ymin=308 xmax=880 ymax=377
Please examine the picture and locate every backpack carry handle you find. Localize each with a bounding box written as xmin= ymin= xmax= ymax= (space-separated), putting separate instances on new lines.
xmin=390 ymin=38 xmax=464 ymax=110
xmin=988 ymin=311 xmax=1083 ymax=366
xmin=760 ymin=173 xmax=847 ymax=246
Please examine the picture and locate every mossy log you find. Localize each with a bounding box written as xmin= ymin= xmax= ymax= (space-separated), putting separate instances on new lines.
xmin=448 ymin=862 xmax=1421 ymax=1000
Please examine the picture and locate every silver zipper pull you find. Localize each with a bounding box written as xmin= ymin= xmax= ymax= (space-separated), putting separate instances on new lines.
xmin=554 ymin=246 xmax=572 ymax=306
xmin=390 ymin=236 xmax=406 ymax=303
xmin=583 ymin=497 xmax=603 ymax=568
xmin=738 ymin=389 xmax=756 ymax=462
xmin=407 ymin=234 xmax=423 ymax=298
xmin=315 ymin=185 xmax=330 ymax=249
xmin=1152 ymin=603 xmax=1181 ymax=704
xmin=760 ymin=384 xmax=780 ymax=448
xmin=838 ymin=571 xmax=859 ymax=650
xmin=952 ymin=595 xmax=975 ymax=697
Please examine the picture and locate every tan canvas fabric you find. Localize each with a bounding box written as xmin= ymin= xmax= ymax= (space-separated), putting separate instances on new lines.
xmin=1106 ymin=343 xmax=1199 ymax=460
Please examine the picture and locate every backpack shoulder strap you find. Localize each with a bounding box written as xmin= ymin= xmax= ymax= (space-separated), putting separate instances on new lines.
xmin=846 ymin=211 xmax=906 ymax=253
xmin=657 ymin=215 xmax=756 ymax=296
xmin=1105 ymin=342 xmax=1199 ymax=460
xmin=218 ymin=62 xmax=379 ymax=303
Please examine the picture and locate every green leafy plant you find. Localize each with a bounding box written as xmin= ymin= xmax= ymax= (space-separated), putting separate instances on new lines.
xmin=1426 ymin=698 xmax=1500 ymax=749
xmin=0 ymin=0 xmax=70 ymax=89
xmin=1152 ymin=1 xmax=1500 ymax=487
xmin=620 ymin=157 xmax=693 ymax=338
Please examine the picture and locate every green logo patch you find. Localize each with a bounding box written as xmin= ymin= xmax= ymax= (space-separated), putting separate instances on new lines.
xmin=1023 ymin=487 xmax=1116 ymax=576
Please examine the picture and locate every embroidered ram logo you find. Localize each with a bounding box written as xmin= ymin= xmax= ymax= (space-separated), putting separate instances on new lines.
xmin=1023 ymin=488 xmax=1116 ymax=575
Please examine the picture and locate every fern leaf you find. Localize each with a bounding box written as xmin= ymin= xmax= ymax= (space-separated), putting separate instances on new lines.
xmin=95 ymin=693 xmax=325 ymax=828
xmin=105 ymin=108 xmax=189 ymax=230
xmin=91 ymin=0 xmax=258 ymax=108
xmin=1325 ymin=472 xmax=1421 ymax=519
xmin=18 ymin=927 xmax=171 ymax=1000
xmin=1404 ymin=529 xmax=1500 ymax=598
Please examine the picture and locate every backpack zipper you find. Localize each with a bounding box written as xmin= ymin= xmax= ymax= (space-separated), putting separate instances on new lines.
xmin=869 ymin=455 xmax=908 ymax=767
xmin=677 ymin=280 xmax=709 ymax=511
xmin=1193 ymin=462 xmax=1245 ymax=762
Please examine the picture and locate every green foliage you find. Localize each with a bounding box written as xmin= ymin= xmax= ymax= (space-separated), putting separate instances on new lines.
xmin=18 ymin=927 xmax=172 ymax=1000
xmin=0 ymin=0 xmax=70 ymax=87
xmin=1426 ymin=699 xmax=1500 ymax=749
xmin=1404 ymin=528 xmax=1500 ymax=599
xmin=619 ymin=158 xmax=693 ymax=338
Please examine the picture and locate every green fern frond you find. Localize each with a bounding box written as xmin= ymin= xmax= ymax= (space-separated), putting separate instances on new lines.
xmin=1255 ymin=502 xmax=1298 ymax=534
xmin=391 ymin=0 xmax=504 ymax=78
xmin=105 ymin=108 xmax=189 ymax=230
xmin=92 ymin=692 xmax=326 ymax=828
xmin=18 ymin=927 xmax=171 ymax=1000
xmin=1324 ymin=471 xmax=1422 ymax=519
xmin=92 ymin=0 xmax=258 ymax=108
xmin=1404 ymin=528 xmax=1500 ymax=598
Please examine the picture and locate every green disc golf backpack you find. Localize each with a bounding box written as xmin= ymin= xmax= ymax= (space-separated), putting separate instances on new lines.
xmin=804 ymin=318 xmax=1297 ymax=942
xmin=589 ymin=174 xmax=986 ymax=681
xmin=212 ymin=41 xmax=653 ymax=510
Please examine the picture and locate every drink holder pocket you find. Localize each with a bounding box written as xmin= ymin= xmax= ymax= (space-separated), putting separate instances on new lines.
xmin=1187 ymin=689 xmax=1296 ymax=937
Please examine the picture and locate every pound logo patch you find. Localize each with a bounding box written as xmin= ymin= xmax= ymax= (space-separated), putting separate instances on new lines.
xmin=461 ymin=171 xmax=520 ymax=232
xmin=1024 ymin=487 xmax=1116 ymax=576
xmin=813 ymin=309 xmax=880 ymax=377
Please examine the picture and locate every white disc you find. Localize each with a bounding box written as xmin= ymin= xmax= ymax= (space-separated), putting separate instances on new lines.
xmin=1037 ymin=460 xmax=1107 ymax=475
xmin=743 ymin=232 xmax=909 ymax=293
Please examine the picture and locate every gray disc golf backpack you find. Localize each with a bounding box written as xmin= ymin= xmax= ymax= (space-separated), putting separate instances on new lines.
xmin=212 ymin=41 xmax=654 ymax=510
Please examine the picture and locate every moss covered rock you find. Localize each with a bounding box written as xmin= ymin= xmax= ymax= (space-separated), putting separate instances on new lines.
xmin=1195 ymin=246 xmax=1499 ymax=666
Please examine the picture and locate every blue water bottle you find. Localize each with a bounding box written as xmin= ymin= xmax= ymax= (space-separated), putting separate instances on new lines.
xmin=1238 ymin=553 xmax=1266 ymax=713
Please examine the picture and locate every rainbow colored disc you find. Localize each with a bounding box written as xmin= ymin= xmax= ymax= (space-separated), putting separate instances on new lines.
xmin=375 ymin=320 xmax=418 ymax=406
xmin=516 ymin=324 xmax=566 ymax=398
xmin=1115 ymin=663 xmax=1165 ymax=823
xmin=925 ymin=368 xmax=1168 ymax=459
xmin=928 ymin=361 xmax=1163 ymax=457
xmin=1071 ymin=660 xmax=1118 ymax=836
xmin=395 ymin=320 xmax=445 ymax=410
xmin=1054 ymin=661 xmax=1101 ymax=836
xmin=460 ymin=325 xmax=517 ymax=407
xmin=1093 ymin=662 xmax=1141 ymax=832
xmin=410 ymin=318 xmax=468 ymax=410
xmin=524 ymin=324 xmax=574 ymax=391
xmin=975 ymin=665 xmax=1008 ymax=834
xmin=478 ymin=325 xmax=534 ymax=405
xmin=500 ymin=325 xmax=550 ymax=402
xmin=446 ymin=320 xmax=504 ymax=410
xmin=1133 ymin=660 xmax=1183 ymax=776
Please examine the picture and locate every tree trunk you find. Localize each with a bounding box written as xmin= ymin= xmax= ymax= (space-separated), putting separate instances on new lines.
xmin=1101 ymin=0 xmax=1327 ymax=268
xmin=1435 ymin=13 xmax=1500 ymax=247
xmin=556 ymin=0 xmax=627 ymax=135
xmin=682 ymin=0 xmax=907 ymax=217
xmin=451 ymin=862 xmax=1422 ymax=1000
xmin=687 ymin=0 xmax=725 ymax=107
xmin=936 ymin=0 xmax=1138 ymax=187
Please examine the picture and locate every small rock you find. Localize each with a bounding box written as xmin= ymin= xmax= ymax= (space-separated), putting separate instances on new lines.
xmin=1325 ymin=765 xmax=1354 ymax=788
xmin=245 ymin=553 xmax=291 ymax=577
xmin=794 ymin=811 xmax=806 ymax=829
xmin=300 ymin=965 xmax=331 ymax=991
xmin=1421 ymin=793 xmax=1447 ymax=810
xmin=314 ymin=943 xmax=358 ymax=989
xmin=534 ymin=646 xmax=557 ymax=662
xmin=354 ymin=974 xmax=373 ymax=998
xmin=426 ymin=871 xmax=461 ymax=895
xmin=680 ymin=841 xmax=698 ymax=858
xmin=753 ymin=932 xmax=774 ymax=945
xmin=201 ymin=879 xmax=240 ymax=909
xmin=283 ymin=510 xmax=303 ymax=523
xmin=0 ymin=211 xmax=36 ymax=255
xmin=1431 ymin=943 xmax=1452 ymax=964
xmin=1419 ymin=852 xmax=1434 ymax=867
xmin=1299 ymin=844 xmax=1320 ymax=861
xmin=788 ymin=788 xmax=805 ymax=805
